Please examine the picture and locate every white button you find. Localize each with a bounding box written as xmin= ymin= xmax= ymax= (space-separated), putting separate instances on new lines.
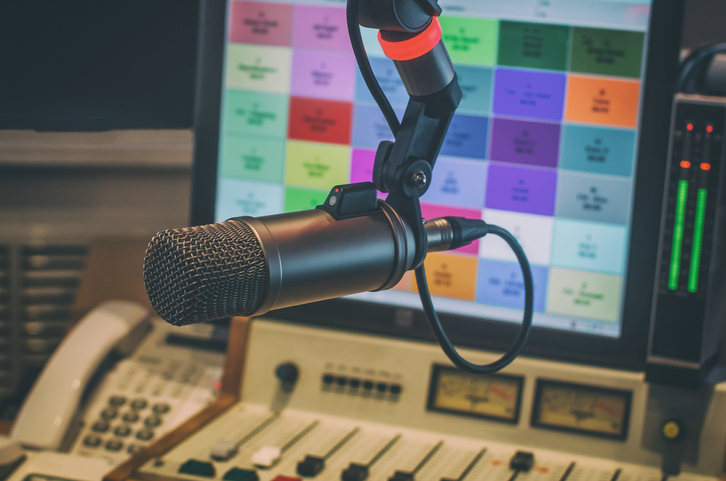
xmin=252 ymin=445 xmax=281 ymax=468
xmin=210 ymin=439 xmax=238 ymax=461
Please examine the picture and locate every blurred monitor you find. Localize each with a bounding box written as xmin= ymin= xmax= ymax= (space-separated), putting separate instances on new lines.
xmin=191 ymin=0 xmax=684 ymax=369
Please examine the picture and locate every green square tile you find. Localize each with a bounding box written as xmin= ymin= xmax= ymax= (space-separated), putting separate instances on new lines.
xmin=570 ymin=27 xmax=644 ymax=78
xmin=440 ymin=17 xmax=498 ymax=65
xmin=498 ymin=21 xmax=569 ymax=71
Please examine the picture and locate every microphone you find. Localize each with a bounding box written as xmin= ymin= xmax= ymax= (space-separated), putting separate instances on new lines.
xmin=144 ymin=191 xmax=487 ymax=326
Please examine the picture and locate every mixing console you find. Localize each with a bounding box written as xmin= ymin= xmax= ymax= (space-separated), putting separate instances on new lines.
xmin=134 ymin=320 xmax=726 ymax=481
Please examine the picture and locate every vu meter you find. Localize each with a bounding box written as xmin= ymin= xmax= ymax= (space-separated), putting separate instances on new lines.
xmin=427 ymin=365 xmax=523 ymax=423
xmin=531 ymin=380 xmax=632 ymax=440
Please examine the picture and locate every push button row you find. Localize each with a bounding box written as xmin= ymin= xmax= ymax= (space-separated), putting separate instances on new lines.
xmin=321 ymin=374 xmax=402 ymax=396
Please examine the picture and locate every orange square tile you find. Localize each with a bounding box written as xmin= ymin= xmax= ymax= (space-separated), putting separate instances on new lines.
xmin=410 ymin=253 xmax=478 ymax=301
xmin=565 ymin=75 xmax=640 ymax=128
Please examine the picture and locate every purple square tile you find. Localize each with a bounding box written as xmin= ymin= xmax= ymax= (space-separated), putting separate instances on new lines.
xmin=493 ymin=68 xmax=566 ymax=121
xmin=490 ymin=118 xmax=561 ymax=168
xmin=486 ymin=164 xmax=557 ymax=215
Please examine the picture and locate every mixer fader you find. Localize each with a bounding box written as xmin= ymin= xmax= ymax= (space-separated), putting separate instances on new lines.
xmin=132 ymin=320 xmax=726 ymax=481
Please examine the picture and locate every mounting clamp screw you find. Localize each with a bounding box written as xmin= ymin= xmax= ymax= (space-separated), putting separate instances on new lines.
xmin=410 ymin=171 xmax=427 ymax=189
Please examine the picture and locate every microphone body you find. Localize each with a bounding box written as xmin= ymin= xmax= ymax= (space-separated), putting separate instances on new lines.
xmin=144 ymin=202 xmax=416 ymax=326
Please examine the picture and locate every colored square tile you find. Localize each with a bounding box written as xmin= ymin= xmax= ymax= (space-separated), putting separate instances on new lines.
xmin=551 ymin=219 xmax=627 ymax=275
xmin=476 ymin=259 xmax=548 ymax=312
xmin=284 ymin=140 xmax=350 ymax=190
xmin=456 ymin=65 xmax=494 ymax=114
xmin=555 ymin=172 xmax=632 ymax=225
xmin=351 ymin=103 xmax=401 ymax=149
xmin=284 ymin=186 xmax=329 ymax=212
xmin=440 ymin=114 xmax=488 ymax=159
xmin=565 ymin=76 xmax=640 ymax=128
xmin=559 ymin=124 xmax=636 ymax=177
xmin=570 ymin=27 xmax=645 ymax=79
xmin=216 ymin=178 xmax=283 ymax=221
xmin=479 ymin=209 xmax=553 ymax=266
xmin=350 ymin=149 xmax=375 ymax=184
xmin=354 ymin=56 xmax=409 ymax=106
xmin=492 ymin=68 xmax=566 ymax=121
xmin=223 ymin=90 xmax=289 ymax=138
xmin=486 ymin=164 xmax=557 ymax=215
xmin=220 ymin=135 xmax=285 ymax=183
xmin=546 ymin=267 xmax=623 ymax=322
xmin=292 ymin=5 xmax=351 ymax=52
xmin=425 ymin=157 xmax=487 ymax=209
xmin=226 ymin=44 xmax=292 ymax=94
xmin=412 ymin=253 xmax=478 ymax=301
xmin=288 ymin=97 xmax=353 ymax=145
xmin=498 ymin=21 xmax=570 ymax=72
xmin=489 ymin=118 xmax=560 ymax=168
xmin=229 ymin=1 xmax=293 ymax=46
xmin=439 ymin=17 xmax=498 ymax=65
xmin=291 ymin=50 xmax=356 ymax=101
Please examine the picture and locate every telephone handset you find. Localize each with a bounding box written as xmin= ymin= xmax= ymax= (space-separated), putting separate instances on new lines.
xmin=11 ymin=300 xmax=151 ymax=451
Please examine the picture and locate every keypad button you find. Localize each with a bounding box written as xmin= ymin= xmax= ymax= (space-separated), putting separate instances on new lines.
xmin=152 ymin=403 xmax=171 ymax=414
xmin=349 ymin=378 xmax=361 ymax=389
xmin=363 ymin=381 xmax=374 ymax=391
xmin=144 ymin=416 xmax=162 ymax=428
xmin=136 ymin=429 xmax=154 ymax=441
xmin=130 ymin=399 xmax=148 ymax=410
xmin=83 ymin=435 xmax=102 ymax=448
xmin=114 ymin=425 xmax=132 ymax=437
xmin=376 ymin=382 xmax=387 ymax=393
xmin=91 ymin=421 xmax=110 ymax=433
xmin=128 ymin=444 xmax=143 ymax=454
xmin=390 ymin=384 xmax=402 ymax=395
xmin=122 ymin=411 xmax=140 ymax=423
xmin=105 ymin=439 xmax=124 ymax=452
xmin=108 ymin=396 xmax=126 ymax=407
xmin=100 ymin=407 xmax=118 ymax=420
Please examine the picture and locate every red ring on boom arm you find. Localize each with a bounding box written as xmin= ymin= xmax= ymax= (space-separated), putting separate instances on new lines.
xmin=378 ymin=17 xmax=442 ymax=61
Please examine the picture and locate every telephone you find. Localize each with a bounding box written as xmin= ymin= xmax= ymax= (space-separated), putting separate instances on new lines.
xmin=10 ymin=300 xmax=226 ymax=466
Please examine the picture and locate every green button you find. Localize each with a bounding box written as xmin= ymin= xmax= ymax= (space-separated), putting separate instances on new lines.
xmin=179 ymin=459 xmax=216 ymax=478
xmin=224 ymin=468 xmax=260 ymax=481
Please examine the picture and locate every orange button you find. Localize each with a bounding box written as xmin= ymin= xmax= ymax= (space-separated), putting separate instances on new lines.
xmin=565 ymin=76 xmax=640 ymax=128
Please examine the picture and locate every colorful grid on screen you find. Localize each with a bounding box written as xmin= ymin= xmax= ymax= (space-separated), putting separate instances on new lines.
xmin=215 ymin=0 xmax=648 ymax=332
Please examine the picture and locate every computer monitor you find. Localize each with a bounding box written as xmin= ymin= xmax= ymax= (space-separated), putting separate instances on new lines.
xmin=191 ymin=0 xmax=684 ymax=369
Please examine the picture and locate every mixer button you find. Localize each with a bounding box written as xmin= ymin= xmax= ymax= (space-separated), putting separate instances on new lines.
xmin=297 ymin=455 xmax=325 ymax=477
xmin=349 ymin=378 xmax=361 ymax=389
xmin=363 ymin=381 xmax=374 ymax=391
xmin=509 ymin=451 xmax=535 ymax=472
xmin=271 ymin=476 xmax=301 ymax=481
xmin=376 ymin=382 xmax=387 ymax=393
xmin=390 ymin=384 xmax=402 ymax=395
xmin=342 ymin=464 xmax=368 ymax=481
xmin=389 ymin=471 xmax=414 ymax=481
xmin=223 ymin=468 xmax=259 ymax=481
xmin=179 ymin=459 xmax=216 ymax=477
xmin=252 ymin=445 xmax=281 ymax=468
xmin=322 ymin=374 xmax=335 ymax=385
xmin=336 ymin=376 xmax=347 ymax=387
xmin=210 ymin=439 xmax=238 ymax=461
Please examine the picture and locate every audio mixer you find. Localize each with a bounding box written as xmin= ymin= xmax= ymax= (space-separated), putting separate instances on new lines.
xmin=131 ymin=320 xmax=726 ymax=481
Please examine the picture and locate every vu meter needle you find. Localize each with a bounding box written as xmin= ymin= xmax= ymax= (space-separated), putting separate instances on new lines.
xmin=297 ymin=427 xmax=361 ymax=477
xmin=342 ymin=434 xmax=401 ymax=481
xmin=440 ymin=448 xmax=487 ymax=481
xmin=252 ymin=420 xmax=320 ymax=469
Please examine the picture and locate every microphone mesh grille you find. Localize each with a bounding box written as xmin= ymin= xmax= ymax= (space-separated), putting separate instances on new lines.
xmin=143 ymin=219 xmax=268 ymax=325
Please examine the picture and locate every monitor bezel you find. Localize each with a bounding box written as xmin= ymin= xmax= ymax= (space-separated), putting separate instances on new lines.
xmin=190 ymin=0 xmax=685 ymax=371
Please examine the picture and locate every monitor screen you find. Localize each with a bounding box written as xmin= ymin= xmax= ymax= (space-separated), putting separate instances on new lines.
xmin=193 ymin=0 xmax=684 ymax=368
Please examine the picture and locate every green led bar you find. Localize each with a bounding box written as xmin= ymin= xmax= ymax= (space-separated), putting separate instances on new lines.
xmin=688 ymin=188 xmax=708 ymax=293
xmin=668 ymin=180 xmax=689 ymax=290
